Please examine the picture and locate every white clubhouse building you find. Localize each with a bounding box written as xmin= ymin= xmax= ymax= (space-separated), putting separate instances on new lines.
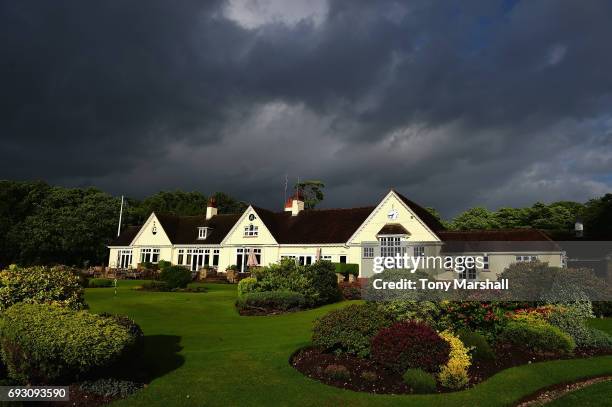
xmin=108 ymin=190 xmax=562 ymax=279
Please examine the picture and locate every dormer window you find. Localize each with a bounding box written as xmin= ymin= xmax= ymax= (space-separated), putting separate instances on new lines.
xmin=198 ymin=227 xmax=211 ymax=240
xmin=244 ymin=224 xmax=258 ymax=237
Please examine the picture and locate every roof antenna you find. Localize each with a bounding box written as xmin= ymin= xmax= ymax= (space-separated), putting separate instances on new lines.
xmin=283 ymin=173 xmax=288 ymax=209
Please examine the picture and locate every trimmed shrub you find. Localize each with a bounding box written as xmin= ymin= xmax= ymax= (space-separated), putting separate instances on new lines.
xmin=159 ymin=265 xmax=192 ymax=289
xmin=378 ymin=300 xmax=442 ymax=328
xmin=457 ymin=329 xmax=495 ymax=362
xmin=582 ymin=328 xmax=612 ymax=349
xmin=98 ymin=313 xmax=144 ymax=343
xmin=324 ymin=364 xmax=350 ymax=380
xmin=237 ymin=277 xmax=258 ymax=297
xmin=371 ymin=320 xmax=450 ymax=374
xmin=338 ymin=281 xmax=362 ymax=300
xmin=300 ymin=261 xmax=341 ymax=306
xmin=88 ymin=278 xmax=114 ymax=288
xmin=333 ymin=263 xmax=359 ymax=276
xmin=312 ymin=303 xmax=393 ymax=357
xmin=0 ymin=303 xmax=140 ymax=383
xmin=236 ymin=291 xmax=305 ymax=312
xmin=157 ymin=260 xmax=171 ymax=271
xmin=498 ymin=321 xmax=575 ymax=354
xmin=250 ymin=259 xmax=340 ymax=307
xmin=438 ymin=331 xmax=471 ymax=389
xmin=403 ymin=368 xmax=437 ymax=394
xmin=139 ymin=281 xmax=170 ymax=291
xmin=545 ymin=305 xmax=592 ymax=347
xmin=0 ymin=265 xmax=86 ymax=311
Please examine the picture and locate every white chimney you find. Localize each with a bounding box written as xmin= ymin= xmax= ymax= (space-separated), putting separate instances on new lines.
xmin=284 ymin=191 xmax=304 ymax=216
xmin=574 ymin=219 xmax=584 ymax=238
xmin=206 ymin=197 xmax=218 ymax=220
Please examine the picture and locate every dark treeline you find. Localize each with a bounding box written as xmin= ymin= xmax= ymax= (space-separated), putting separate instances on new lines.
xmin=0 ymin=180 xmax=246 ymax=268
xmin=441 ymin=197 xmax=612 ymax=237
xmin=1 ymin=180 xmax=610 ymax=268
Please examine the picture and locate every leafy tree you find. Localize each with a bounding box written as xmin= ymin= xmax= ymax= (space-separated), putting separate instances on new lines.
xmin=450 ymin=201 xmax=584 ymax=231
xmin=131 ymin=190 xmax=208 ymax=221
xmin=295 ymin=180 xmax=325 ymax=209
xmin=582 ymin=194 xmax=612 ymax=239
xmin=0 ymin=181 xmax=245 ymax=267
xmin=7 ymin=186 xmax=120 ymax=267
xmin=450 ymin=207 xmax=500 ymax=230
xmin=211 ymin=192 xmax=248 ymax=214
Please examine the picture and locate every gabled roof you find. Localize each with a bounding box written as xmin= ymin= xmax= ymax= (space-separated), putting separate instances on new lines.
xmin=110 ymin=225 xmax=140 ymax=246
xmin=393 ymin=190 xmax=446 ymax=233
xmin=112 ymin=191 xmax=561 ymax=248
xmin=377 ymin=223 xmax=410 ymax=236
xmin=111 ymin=213 xmax=241 ymax=246
xmin=252 ymin=205 xmax=375 ymax=244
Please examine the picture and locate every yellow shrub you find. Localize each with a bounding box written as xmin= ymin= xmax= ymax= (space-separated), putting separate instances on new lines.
xmin=438 ymin=330 xmax=471 ymax=389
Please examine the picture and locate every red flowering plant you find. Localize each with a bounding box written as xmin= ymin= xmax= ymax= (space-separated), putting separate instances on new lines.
xmin=371 ymin=320 xmax=450 ymax=374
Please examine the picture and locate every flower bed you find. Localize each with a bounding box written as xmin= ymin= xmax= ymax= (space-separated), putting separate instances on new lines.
xmin=236 ymin=259 xmax=340 ymax=315
xmin=291 ymin=301 xmax=612 ymax=394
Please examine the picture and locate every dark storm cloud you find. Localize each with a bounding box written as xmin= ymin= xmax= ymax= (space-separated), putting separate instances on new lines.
xmin=1 ymin=0 xmax=611 ymax=216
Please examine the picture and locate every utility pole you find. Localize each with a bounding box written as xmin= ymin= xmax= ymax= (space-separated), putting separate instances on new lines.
xmin=117 ymin=195 xmax=124 ymax=237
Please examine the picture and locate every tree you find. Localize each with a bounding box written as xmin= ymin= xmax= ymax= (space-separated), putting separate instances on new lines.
xmin=450 ymin=207 xmax=500 ymax=230
xmin=211 ymin=192 xmax=248 ymax=214
xmin=582 ymin=194 xmax=612 ymax=239
xmin=295 ymin=180 xmax=325 ymax=209
xmin=133 ymin=190 xmax=208 ymax=220
xmin=0 ymin=181 xmax=246 ymax=267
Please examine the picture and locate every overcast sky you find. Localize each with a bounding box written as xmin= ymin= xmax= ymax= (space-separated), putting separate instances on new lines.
xmin=2 ymin=0 xmax=611 ymax=217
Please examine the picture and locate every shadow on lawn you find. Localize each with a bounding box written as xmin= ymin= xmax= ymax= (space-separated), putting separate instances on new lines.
xmin=110 ymin=335 xmax=185 ymax=383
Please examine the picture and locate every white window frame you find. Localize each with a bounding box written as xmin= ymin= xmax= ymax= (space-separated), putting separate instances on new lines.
xmin=140 ymin=248 xmax=160 ymax=264
xmin=460 ymin=266 xmax=477 ymax=280
xmin=516 ymin=255 xmax=538 ymax=262
xmin=363 ymin=247 xmax=374 ymax=259
xmin=482 ymin=255 xmax=490 ymax=271
xmin=379 ymin=236 xmax=404 ymax=258
xmin=414 ymin=246 xmax=425 ymax=257
xmin=243 ymin=224 xmax=259 ymax=237
xmin=236 ymin=248 xmax=262 ymax=272
xmin=118 ymin=249 xmax=133 ymax=269
xmin=198 ymin=227 xmax=209 ymax=240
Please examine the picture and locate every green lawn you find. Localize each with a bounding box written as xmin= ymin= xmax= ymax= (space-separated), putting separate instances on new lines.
xmin=85 ymin=282 xmax=612 ymax=407
xmin=547 ymin=380 xmax=612 ymax=406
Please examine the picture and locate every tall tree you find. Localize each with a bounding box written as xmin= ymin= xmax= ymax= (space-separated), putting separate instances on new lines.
xmin=582 ymin=194 xmax=612 ymax=239
xmin=450 ymin=207 xmax=501 ymax=230
xmin=294 ymin=180 xmax=325 ymax=209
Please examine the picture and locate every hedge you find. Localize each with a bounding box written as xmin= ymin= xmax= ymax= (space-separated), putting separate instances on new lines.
xmin=498 ymin=321 xmax=575 ymax=355
xmin=88 ymin=278 xmax=114 ymax=288
xmin=0 ymin=265 xmax=85 ymax=311
xmin=159 ymin=265 xmax=192 ymax=289
xmin=333 ymin=263 xmax=359 ymax=276
xmin=235 ymin=291 xmax=305 ymax=312
xmin=312 ymin=303 xmax=393 ymax=357
xmin=0 ymin=303 xmax=140 ymax=383
xmin=249 ymin=259 xmax=340 ymax=307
